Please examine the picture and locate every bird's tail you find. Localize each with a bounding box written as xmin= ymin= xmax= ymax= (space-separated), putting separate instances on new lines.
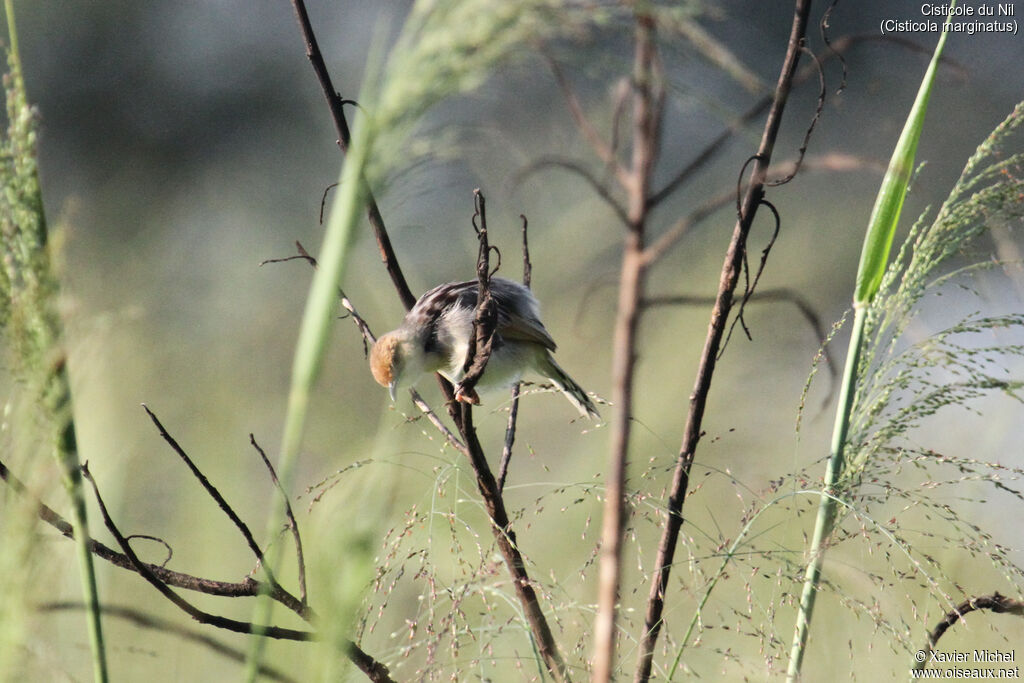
xmin=538 ymin=354 xmax=600 ymax=419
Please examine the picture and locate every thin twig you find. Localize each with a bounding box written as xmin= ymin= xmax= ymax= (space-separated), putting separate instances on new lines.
xmin=0 ymin=455 xmax=313 ymax=618
xmin=410 ymin=389 xmax=470 ymax=455
xmin=498 ymin=215 xmax=532 ymax=492
xmin=913 ymin=593 xmax=1024 ymax=671
xmin=141 ymin=405 xmax=280 ymax=588
xmin=720 ymin=198 xmax=781 ymax=350
xmin=765 ymin=45 xmax=825 ymax=187
xmin=250 ymin=434 xmax=308 ymax=606
xmin=634 ymin=2 xmax=813 ymax=681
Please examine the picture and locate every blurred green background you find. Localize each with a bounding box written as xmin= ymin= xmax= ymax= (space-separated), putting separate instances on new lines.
xmin=5 ymin=1 xmax=1024 ymax=680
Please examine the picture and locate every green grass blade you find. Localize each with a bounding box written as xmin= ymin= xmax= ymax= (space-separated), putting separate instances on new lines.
xmin=786 ymin=6 xmax=954 ymax=680
xmin=241 ymin=36 xmax=382 ymax=683
xmin=2 ymin=3 xmax=109 ymax=680
xmin=853 ymin=5 xmax=954 ymax=306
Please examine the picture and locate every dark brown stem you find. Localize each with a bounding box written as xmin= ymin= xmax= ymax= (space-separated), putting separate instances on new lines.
xmin=426 ymin=194 xmax=568 ymax=680
xmin=456 ymin=190 xmax=498 ymax=399
xmin=914 ymin=593 xmax=1024 ymax=671
xmin=291 ymin=5 xmax=566 ymax=678
xmin=3 ymin=451 xmax=308 ymax=613
xmin=289 ymin=0 xmax=416 ymax=311
xmin=634 ymin=2 xmax=813 ymax=681
xmin=1 ymin=455 xmax=401 ymax=682
xmin=645 ymin=32 xmax=887 ymax=210
xmin=141 ymin=405 xmax=282 ymax=589
xmin=81 ymin=464 xmax=396 ymax=683
xmin=593 ymin=11 xmax=660 ymax=682
xmin=459 ymin=403 xmax=569 ymax=681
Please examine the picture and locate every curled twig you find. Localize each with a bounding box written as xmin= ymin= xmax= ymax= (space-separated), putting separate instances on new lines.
xmin=720 ymin=198 xmax=782 ymax=354
xmin=125 ymin=534 xmax=174 ymax=569
xmin=766 ymin=44 xmax=826 ymax=187
xmin=914 ymin=593 xmax=1024 ymax=671
xmin=456 ymin=190 xmax=499 ymax=403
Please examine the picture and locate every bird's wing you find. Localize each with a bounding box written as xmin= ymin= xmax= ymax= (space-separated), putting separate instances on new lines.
xmin=491 ymin=279 xmax=558 ymax=351
xmin=412 ymin=278 xmax=557 ymax=352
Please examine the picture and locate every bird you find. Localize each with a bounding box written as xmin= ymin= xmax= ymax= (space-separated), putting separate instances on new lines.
xmin=369 ymin=277 xmax=599 ymax=419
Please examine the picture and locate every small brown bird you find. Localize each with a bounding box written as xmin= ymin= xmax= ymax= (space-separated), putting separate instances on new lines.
xmin=370 ymin=278 xmax=599 ymax=418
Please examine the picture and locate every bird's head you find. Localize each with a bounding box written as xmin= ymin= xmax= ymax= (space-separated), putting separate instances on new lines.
xmin=370 ymin=330 xmax=416 ymax=401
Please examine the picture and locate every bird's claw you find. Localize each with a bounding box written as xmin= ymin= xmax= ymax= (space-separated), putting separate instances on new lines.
xmin=455 ymin=385 xmax=480 ymax=405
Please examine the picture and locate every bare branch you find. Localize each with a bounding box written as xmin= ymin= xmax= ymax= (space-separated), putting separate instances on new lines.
xmin=498 ymin=215 xmax=533 ymax=492
xmin=456 ymin=190 xmax=499 ymax=403
xmin=141 ymin=405 xmax=282 ymax=589
xmin=289 ymin=0 xmax=416 ymax=310
xmin=81 ymin=463 xmax=314 ymax=642
xmin=438 ymin=193 xmax=569 ymax=681
xmin=0 ymin=454 xmax=312 ymax=619
xmin=766 ymin=45 xmax=826 ymax=187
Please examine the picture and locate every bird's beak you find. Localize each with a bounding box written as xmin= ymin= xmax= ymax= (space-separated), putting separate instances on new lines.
xmin=388 ymin=380 xmax=398 ymax=402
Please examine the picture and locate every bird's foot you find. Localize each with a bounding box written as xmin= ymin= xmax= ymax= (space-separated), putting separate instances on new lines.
xmin=454 ymin=385 xmax=480 ymax=405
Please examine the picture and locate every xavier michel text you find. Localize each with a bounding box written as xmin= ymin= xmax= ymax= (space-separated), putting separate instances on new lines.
xmin=929 ymin=650 xmax=1017 ymax=664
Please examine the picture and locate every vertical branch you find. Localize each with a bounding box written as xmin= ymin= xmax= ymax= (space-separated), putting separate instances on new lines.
xmin=461 ymin=405 xmax=569 ymax=681
xmin=633 ymin=2 xmax=813 ymax=681
xmin=498 ymin=215 xmax=532 ymax=492
xmin=455 ymin=193 xmax=569 ymax=681
xmin=592 ymin=11 xmax=660 ymax=683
